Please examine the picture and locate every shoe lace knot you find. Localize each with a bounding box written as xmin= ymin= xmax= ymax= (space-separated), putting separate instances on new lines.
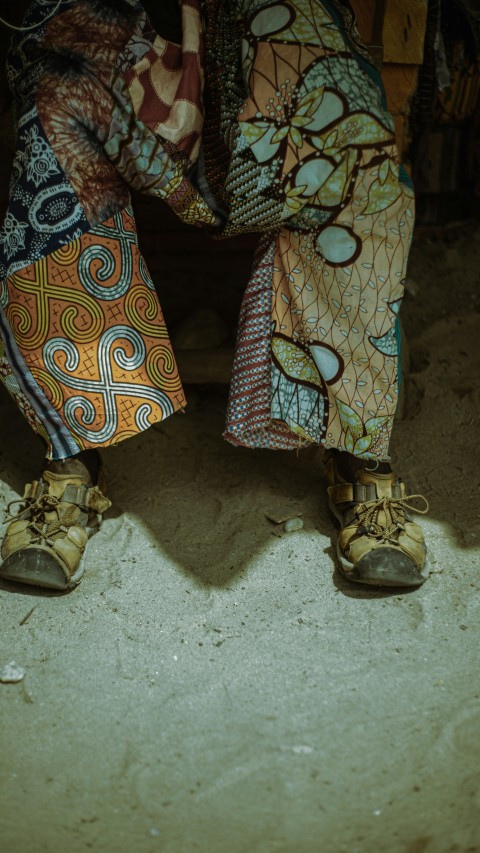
xmin=4 ymin=494 xmax=77 ymax=548
xmin=354 ymin=494 xmax=429 ymax=545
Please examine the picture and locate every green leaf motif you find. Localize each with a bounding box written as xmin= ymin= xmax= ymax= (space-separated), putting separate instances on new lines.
xmin=296 ymin=86 xmax=325 ymax=118
xmin=337 ymin=401 xmax=364 ymax=442
xmin=290 ymin=127 xmax=303 ymax=149
xmin=271 ymin=126 xmax=289 ymax=144
xmin=345 ymin=428 xmax=355 ymax=454
xmin=286 ymin=182 xmax=308 ymax=197
xmin=316 ymin=113 xmax=394 ymax=156
xmin=363 ymin=415 xmax=391 ymax=445
xmin=312 ymin=148 xmax=357 ymax=208
xmin=365 ymin=415 xmax=389 ymax=434
xmin=284 ymin=196 xmax=304 ymax=214
xmin=291 ymin=115 xmax=314 ymax=129
xmin=272 ymin=336 xmax=321 ymax=385
xmin=238 ymin=120 xmax=270 ymax=144
xmin=378 ymin=158 xmax=390 ymax=186
xmin=364 ymin=166 xmax=402 ymax=215
xmin=353 ymin=435 xmax=372 ymax=455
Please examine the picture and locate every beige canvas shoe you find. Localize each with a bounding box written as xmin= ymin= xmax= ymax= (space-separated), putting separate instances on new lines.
xmin=0 ymin=470 xmax=111 ymax=590
xmin=324 ymin=452 xmax=429 ymax=588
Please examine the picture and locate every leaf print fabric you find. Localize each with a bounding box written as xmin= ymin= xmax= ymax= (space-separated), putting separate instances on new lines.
xmin=217 ymin=0 xmax=415 ymax=458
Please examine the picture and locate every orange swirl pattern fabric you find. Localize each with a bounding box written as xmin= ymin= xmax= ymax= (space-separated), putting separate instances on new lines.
xmin=4 ymin=207 xmax=185 ymax=452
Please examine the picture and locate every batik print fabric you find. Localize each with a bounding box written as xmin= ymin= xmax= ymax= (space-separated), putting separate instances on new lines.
xmin=0 ymin=0 xmax=414 ymax=462
xmin=215 ymin=0 xmax=415 ymax=458
xmin=5 ymin=207 xmax=184 ymax=450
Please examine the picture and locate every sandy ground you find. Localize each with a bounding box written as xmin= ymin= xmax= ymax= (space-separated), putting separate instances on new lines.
xmin=0 ymin=225 xmax=479 ymax=853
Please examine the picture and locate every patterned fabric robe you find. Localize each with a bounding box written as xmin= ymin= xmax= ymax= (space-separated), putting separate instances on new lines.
xmin=0 ymin=0 xmax=414 ymax=460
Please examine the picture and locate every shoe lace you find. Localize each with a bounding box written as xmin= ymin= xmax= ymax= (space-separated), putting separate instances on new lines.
xmin=354 ymin=494 xmax=429 ymax=545
xmin=4 ymin=495 xmax=78 ymax=548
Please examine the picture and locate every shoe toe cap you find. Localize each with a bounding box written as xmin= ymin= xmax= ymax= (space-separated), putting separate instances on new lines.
xmin=352 ymin=546 xmax=425 ymax=588
xmin=0 ymin=547 xmax=71 ymax=590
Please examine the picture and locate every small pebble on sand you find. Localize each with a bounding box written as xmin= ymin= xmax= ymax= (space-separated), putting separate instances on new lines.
xmin=0 ymin=661 xmax=25 ymax=683
xmin=284 ymin=517 xmax=304 ymax=533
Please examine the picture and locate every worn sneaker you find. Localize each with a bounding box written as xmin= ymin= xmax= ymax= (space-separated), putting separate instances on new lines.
xmin=0 ymin=470 xmax=111 ymax=590
xmin=324 ymin=451 xmax=429 ymax=588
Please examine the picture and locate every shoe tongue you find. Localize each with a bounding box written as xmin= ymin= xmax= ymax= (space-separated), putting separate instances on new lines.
xmin=355 ymin=468 xmax=397 ymax=499
xmin=42 ymin=470 xmax=89 ymax=499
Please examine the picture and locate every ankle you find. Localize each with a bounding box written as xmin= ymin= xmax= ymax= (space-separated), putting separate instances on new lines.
xmin=333 ymin=449 xmax=392 ymax=480
xmin=44 ymin=450 xmax=100 ymax=486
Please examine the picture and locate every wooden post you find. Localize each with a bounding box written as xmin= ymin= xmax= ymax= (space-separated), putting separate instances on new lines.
xmin=350 ymin=0 xmax=428 ymax=160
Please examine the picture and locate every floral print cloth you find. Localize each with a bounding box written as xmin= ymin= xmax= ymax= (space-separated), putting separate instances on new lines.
xmin=0 ymin=0 xmax=414 ymax=460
